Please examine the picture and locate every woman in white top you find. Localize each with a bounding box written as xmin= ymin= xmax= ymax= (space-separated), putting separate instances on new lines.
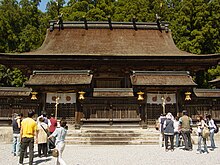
xmin=206 ymin=114 xmax=216 ymax=150
xmin=49 ymin=119 xmax=68 ymax=165
xmin=173 ymin=116 xmax=180 ymax=147
xmin=196 ymin=115 xmax=209 ymax=154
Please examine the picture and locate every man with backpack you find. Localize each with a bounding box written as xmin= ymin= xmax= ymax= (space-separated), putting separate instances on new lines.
xmin=179 ymin=110 xmax=193 ymax=151
xmin=206 ymin=114 xmax=218 ymax=150
xmin=12 ymin=113 xmax=22 ymax=156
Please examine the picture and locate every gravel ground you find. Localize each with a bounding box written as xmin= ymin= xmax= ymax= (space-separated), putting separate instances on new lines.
xmin=1 ymin=142 xmax=220 ymax=165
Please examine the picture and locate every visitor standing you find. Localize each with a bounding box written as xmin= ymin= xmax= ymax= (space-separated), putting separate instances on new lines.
xmin=206 ymin=114 xmax=217 ymax=150
xmin=179 ymin=110 xmax=193 ymax=151
xmin=36 ymin=117 xmax=49 ymax=157
xmin=18 ymin=111 xmax=37 ymax=165
xmin=48 ymin=119 xmax=68 ymax=165
xmin=37 ymin=111 xmax=48 ymax=125
xmin=48 ymin=113 xmax=57 ymax=150
xmin=163 ymin=112 xmax=175 ymax=152
xmin=12 ymin=113 xmax=22 ymax=156
xmin=196 ymin=115 xmax=209 ymax=154
xmin=174 ymin=116 xmax=180 ymax=147
xmin=158 ymin=114 xmax=166 ymax=147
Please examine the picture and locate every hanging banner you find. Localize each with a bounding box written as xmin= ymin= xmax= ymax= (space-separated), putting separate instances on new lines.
xmin=46 ymin=93 xmax=76 ymax=104
xmin=147 ymin=93 xmax=176 ymax=104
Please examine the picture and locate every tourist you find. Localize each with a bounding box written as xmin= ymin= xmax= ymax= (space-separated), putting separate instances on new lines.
xmin=196 ymin=115 xmax=209 ymax=154
xmin=48 ymin=113 xmax=57 ymax=150
xmin=48 ymin=119 xmax=68 ymax=165
xmin=37 ymin=111 xmax=49 ymax=125
xmin=179 ymin=110 xmax=193 ymax=151
xmin=12 ymin=113 xmax=22 ymax=156
xmin=174 ymin=116 xmax=180 ymax=147
xmin=36 ymin=117 xmax=49 ymax=157
xmin=158 ymin=114 xmax=166 ymax=147
xmin=163 ymin=112 xmax=175 ymax=152
xmin=18 ymin=110 xmax=37 ymax=165
xmin=205 ymin=114 xmax=217 ymax=150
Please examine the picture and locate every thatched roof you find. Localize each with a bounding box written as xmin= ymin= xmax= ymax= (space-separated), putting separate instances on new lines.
xmin=209 ymin=77 xmax=220 ymax=88
xmin=25 ymin=70 xmax=92 ymax=86
xmin=130 ymin=71 xmax=197 ymax=86
xmin=21 ymin=21 xmax=194 ymax=56
xmin=194 ymin=89 xmax=220 ymax=97
xmin=0 ymin=87 xmax=31 ymax=96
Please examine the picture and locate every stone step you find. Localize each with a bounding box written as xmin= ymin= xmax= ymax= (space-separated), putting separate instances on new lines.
xmin=65 ymin=139 xmax=159 ymax=145
xmin=65 ymin=127 xmax=160 ymax=145
xmin=66 ymin=133 xmax=159 ymax=137
xmin=66 ymin=136 xmax=159 ymax=141
xmin=69 ymin=128 xmax=157 ymax=133
xmin=81 ymin=124 xmax=141 ymax=129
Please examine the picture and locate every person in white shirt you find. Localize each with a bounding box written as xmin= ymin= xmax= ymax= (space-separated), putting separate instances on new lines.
xmin=48 ymin=119 xmax=68 ymax=165
xmin=196 ymin=115 xmax=209 ymax=154
xmin=173 ymin=116 xmax=180 ymax=147
xmin=206 ymin=114 xmax=217 ymax=150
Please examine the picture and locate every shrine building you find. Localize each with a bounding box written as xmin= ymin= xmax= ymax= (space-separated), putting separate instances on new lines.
xmin=0 ymin=20 xmax=219 ymax=127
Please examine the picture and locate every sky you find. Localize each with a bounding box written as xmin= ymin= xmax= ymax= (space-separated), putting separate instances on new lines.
xmin=37 ymin=0 xmax=69 ymax=12
xmin=38 ymin=0 xmax=49 ymax=12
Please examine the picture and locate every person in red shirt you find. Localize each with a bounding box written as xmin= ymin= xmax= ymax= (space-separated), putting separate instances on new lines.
xmin=48 ymin=113 xmax=57 ymax=150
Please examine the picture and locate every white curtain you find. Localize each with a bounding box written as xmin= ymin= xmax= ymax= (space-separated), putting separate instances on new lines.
xmin=147 ymin=93 xmax=176 ymax=104
xmin=46 ymin=93 xmax=76 ymax=104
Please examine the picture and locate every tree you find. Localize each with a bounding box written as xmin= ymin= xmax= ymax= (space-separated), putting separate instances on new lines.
xmin=0 ymin=0 xmax=21 ymax=52
xmin=18 ymin=0 xmax=46 ymax=52
xmin=0 ymin=0 xmax=47 ymax=53
xmin=170 ymin=0 xmax=220 ymax=54
xmin=113 ymin=0 xmax=153 ymax=22
xmin=0 ymin=65 xmax=27 ymax=87
xmin=46 ymin=0 xmax=65 ymax=20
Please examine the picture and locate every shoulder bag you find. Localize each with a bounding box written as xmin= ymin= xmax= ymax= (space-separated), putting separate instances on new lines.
xmin=40 ymin=124 xmax=59 ymax=157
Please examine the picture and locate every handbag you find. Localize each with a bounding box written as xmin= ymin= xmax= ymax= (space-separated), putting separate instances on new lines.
xmin=52 ymin=148 xmax=59 ymax=157
xmin=40 ymin=124 xmax=58 ymax=157
xmin=202 ymin=127 xmax=210 ymax=138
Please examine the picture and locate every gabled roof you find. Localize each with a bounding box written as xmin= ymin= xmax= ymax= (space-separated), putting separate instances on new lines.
xmin=0 ymin=87 xmax=31 ymax=96
xmin=25 ymin=70 xmax=92 ymax=86
xmin=209 ymin=77 xmax=220 ymax=83
xmin=21 ymin=21 xmax=195 ymax=56
xmin=194 ymin=89 xmax=220 ymax=97
xmin=209 ymin=77 xmax=220 ymax=88
xmin=130 ymin=71 xmax=197 ymax=86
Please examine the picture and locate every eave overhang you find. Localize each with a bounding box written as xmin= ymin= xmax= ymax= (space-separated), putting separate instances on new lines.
xmin=0 ymin=87 xmax=31 ymax=97
xmin=130 ymin=71 xmax=197 ymax=87
xmin=194 ymin=88 xmax=220 ymax=98
xmin=24 ymin=70 xmax=92 ymax=86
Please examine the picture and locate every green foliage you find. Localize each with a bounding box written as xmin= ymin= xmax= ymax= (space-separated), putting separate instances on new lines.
xmin=0 ymin=0 xmax=20 ymax=52
xmin=0 ymin=0 xmax=47 ymax=53
xmin=0 ymin=65 xmax=27 ymax=87
xmin=170 ymin=0 xmax=220 ymax=54
xmin=207 ymin=65 xmax=220 ymax=88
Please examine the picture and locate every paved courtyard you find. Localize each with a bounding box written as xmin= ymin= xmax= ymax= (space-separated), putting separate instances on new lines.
xmin=1 ymin=142 xmax=220 ymax=165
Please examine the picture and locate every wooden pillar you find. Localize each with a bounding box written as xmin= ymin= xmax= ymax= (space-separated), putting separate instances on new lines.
xmin=109 ymin=104 xmax=113 ymax=125
xmin=176 ymin=89 xmax=181 ymax=117
xmin=75 ymin=101 xmax=83 ymax=129
xmin=139 ymin=99 xmax=147 ymax=128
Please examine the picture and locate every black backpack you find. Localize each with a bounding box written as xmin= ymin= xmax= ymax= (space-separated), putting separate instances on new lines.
xmin=213 ymin=120 xmax=219 ymax=133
